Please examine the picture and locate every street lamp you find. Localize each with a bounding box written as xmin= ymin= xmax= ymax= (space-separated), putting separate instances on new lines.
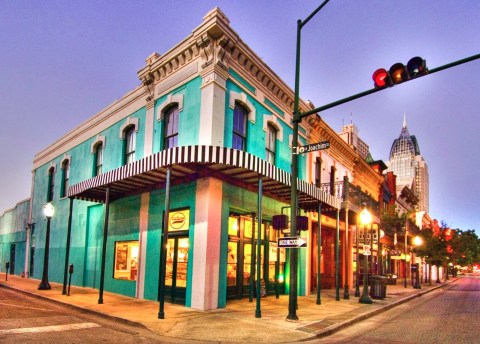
xmin=412 ymin=235 xmax=423 ymax=289
xmin=404 ymin=226 xmax=408 ymax=288
xmin=359 ymin=207 xmax=373 ymax=304
xmin=38 ymin=202 xmax=54 ymax=290
xmin=354 ymin=225 xmax=360 ymax=297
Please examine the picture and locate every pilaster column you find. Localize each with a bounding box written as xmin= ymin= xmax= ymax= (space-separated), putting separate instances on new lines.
xmin=191 ymin=178 xmax=223 ymax=310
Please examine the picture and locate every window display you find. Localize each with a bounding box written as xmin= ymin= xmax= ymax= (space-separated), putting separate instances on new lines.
xmin=114 ymin=241 xmax=139 ymax=281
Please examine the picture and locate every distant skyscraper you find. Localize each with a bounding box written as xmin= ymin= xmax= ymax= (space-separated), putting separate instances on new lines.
xmin=387 ymin=116 xmax=429 ymax=213
xmin=339 ymin=122 xmax=370 ymax=160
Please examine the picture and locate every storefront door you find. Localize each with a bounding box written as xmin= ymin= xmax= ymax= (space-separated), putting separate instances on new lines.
xmin=165 ymin=236 xmax=189 ymax=305
xmin=227 ymin=214 xmax=284 ymax=300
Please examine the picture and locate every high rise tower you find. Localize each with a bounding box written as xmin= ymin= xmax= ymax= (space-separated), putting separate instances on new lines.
xmin=387 ymin=116 xmax=429 ymax=213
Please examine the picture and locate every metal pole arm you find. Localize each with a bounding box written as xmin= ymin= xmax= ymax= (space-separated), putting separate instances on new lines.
xmin=297 ymin=53 xmax=480 ymax=122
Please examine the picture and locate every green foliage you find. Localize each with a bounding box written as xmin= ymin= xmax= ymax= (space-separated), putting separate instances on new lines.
xmin=449 ymin=229 xmax=480 ymax=266
xmin=412 ymin=227 xmax=447 ymax=266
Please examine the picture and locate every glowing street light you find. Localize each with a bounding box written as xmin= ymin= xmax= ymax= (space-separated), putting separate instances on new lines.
xmin=38 ymin=203 xmax=54 ymax=290
xmin=359 ymin=207 xmax=373 ymax=304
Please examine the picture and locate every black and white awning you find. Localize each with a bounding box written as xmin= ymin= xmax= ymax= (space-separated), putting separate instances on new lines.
xmin=68 ymin=145 xmax=340 ymax=210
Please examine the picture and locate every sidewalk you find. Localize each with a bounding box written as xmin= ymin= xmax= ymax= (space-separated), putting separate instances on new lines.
xmin=0 ymin=275 xmax=452 ymax=343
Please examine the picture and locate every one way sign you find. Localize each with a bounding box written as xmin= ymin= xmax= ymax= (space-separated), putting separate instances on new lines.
xmin=278 ymin=237 xmax=307 ymax=248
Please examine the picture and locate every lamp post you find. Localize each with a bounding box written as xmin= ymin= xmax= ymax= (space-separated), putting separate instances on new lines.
xmin=38 ymin=202 xmax=54 ymax=290
xmin=404 ymin=227 xmax=408 ymax=288
xmin=354 ymin=225 xmax=360 ymax=297
xmin=412 ymin=235 xmax=423 ymax=289
xmin=359 ymin=207 xmax=372 ymax=304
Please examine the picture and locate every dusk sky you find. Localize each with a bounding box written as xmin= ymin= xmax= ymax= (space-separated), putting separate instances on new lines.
xmin=1 ymin=1 xmax=479 ymax=233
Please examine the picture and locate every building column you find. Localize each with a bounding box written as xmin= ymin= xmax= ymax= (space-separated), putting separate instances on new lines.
xmin=198 ymin=64 xmax=228 ymax=146
xmin=136 ymin=192 xmax=150 ymax=299
xmin=191 ymin=178 xmax=223 ymax=310
xmin=143 ymin=100 xmax=155 ymax=156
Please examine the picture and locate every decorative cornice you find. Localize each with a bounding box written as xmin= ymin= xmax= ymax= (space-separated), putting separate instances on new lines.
xmin=137 ymin=7 xmax=315 ymax=122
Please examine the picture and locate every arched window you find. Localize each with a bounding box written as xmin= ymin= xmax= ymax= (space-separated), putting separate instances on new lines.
xmin=315 ymin=157 xmax=322 ymax=187
xmin=164 ymin=105 xmax=179 ymax=149
xmin=124 ymin=126 xmax=136 ymax=164
xmin=266 ymin=123 xmax=277 ymax=164
xmin=47 ymin=167 xmax=55 ymax=202
xmin=330 ymin=166 xmax=336 ymax=196
xmin=94 ymin=143 xmax=104 ymax=176
xmin=233 ymin=103 xmax=248 ymax=151
xmin=61 ymin=159 xmax=70 ymax=198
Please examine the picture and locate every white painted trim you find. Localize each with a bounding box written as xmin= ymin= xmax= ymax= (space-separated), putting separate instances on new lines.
xmin=263 ymin=114 xmax=284 ymax=142
xmin=61 ymin=154 xmax=71 ymax=165
xmin=90 ymin=135 xmax=106 ymax=154
xmin=229 ymin=91 xmax=256 ymax=123
xmin=119 ymin=117 xmax=139 ymax=140
xmin=156 ymin=94 xmax=184 ymax=122
xmin=47 ymin=162 xmax=56 ymax=175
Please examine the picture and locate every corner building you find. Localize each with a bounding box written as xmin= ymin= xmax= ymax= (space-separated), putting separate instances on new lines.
xmin=28 ymin=8 xmax=381 ymax=311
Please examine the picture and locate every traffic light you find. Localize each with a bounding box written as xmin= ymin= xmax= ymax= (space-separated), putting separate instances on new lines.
xmin=373 ymin=56 xmax=428 ymax=88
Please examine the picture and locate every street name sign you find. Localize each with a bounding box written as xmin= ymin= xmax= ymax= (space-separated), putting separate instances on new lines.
xmin=278 ymin=237 xmax=307 ymax=248
xmin=293 ymin=141 xmax=330 ymax=154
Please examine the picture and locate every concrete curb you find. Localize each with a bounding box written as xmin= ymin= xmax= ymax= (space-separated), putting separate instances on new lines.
xmin=311 ymin=279 xmax=457 ymax=339
xmin=0 ymin=282 xmax=149 ymax=331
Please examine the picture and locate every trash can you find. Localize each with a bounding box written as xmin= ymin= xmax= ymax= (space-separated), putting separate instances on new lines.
xmin=369 ymin=275 xmax=387 ymax=299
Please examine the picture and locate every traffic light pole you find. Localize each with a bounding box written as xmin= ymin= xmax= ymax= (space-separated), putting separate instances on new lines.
xmin=289 ymin=0 xmax=330 ymax=322
xmin=289 ymin=0 xmax=478 ymax=321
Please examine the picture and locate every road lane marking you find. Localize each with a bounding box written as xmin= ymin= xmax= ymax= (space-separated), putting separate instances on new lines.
xmin=0 ymin=323 xmax=100 ymax=334
xmin=0 ymin=301 xmax=51 ymax=312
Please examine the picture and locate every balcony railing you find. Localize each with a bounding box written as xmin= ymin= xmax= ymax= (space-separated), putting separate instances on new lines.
xmin=321 ymin=181 xmax=379 ymax=215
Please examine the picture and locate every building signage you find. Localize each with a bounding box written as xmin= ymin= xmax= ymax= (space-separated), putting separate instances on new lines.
xmin=294 ymin=141 xmax=330 ymax=154
xmin=169 ymin=209 xmax=190 ymax=232
xmin=278 ymin=237 xmax=307 ymax=248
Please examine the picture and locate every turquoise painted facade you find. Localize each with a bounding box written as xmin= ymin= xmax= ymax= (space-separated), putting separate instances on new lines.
xmin=0 ymin=199 xmax=29 ymax=276
xmin=2 ymin=8 xmax=357 ymax=312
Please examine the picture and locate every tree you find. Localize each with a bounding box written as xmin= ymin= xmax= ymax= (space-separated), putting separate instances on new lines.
xmin=449 ymin=229 xmax=480 ymax=272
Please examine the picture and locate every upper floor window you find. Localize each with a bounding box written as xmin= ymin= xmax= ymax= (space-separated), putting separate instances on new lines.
xmin=164 ymin=105 xmax=179 ymax=149
xmin=47 ymin=167 xmax=55 ymax=202
xmin=266 ymin=123 xmax=277 ymax=164
xmin=330 ymin=166 xmax=336 ymax=196
xmin=94 ymin=143 xmax=104 ymax=176
xmin=124 ymin=126 xmax=136 ymax=165
xmin=233 ymin=103 xmax=248 ymax=151
xmin=315 ymin=157 xmax=322 ymax=187
xmin=61 ymin=159 xmax=70 ymax=198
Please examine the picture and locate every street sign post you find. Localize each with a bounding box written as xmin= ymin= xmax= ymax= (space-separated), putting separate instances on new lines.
xmin=294 ymin=141 xmax=330 ymax=154
xmin=278 ymin=237 xmax=307 ymax=248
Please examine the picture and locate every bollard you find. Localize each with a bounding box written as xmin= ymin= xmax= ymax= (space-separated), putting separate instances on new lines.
xmin=5 ymin=262 xmax=10 ymax=281
xmin=68 ymin=264 xmax=74 ymax=296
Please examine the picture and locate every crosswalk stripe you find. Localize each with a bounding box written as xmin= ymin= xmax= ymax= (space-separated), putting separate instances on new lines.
xmin=0 ymin=322 xmax=100 ymax=334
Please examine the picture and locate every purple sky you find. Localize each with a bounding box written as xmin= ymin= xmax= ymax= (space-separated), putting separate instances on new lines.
xmin=1 ymin=1 xmax=479 ymax=233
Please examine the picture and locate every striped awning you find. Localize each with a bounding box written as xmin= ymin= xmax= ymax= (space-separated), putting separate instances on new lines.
xmin=68 ymin=145 xmax=340 ymax=210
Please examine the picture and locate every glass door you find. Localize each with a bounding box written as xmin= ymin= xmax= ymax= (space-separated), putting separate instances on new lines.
xmin=165 ymin=236 xmax=189 ymax=305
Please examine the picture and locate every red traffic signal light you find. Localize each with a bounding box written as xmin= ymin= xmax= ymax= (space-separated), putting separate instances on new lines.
xmin=372 ymin=68 xmax=390 ymax=88
xmin=373 ymin=57 xmax=428 ymax=88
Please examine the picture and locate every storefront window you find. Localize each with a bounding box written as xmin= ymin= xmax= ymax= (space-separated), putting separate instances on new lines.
xmin=114 ymin=241 xmax=139 ymax=281
xmin=228 ymin=216 xmax=239 ymax=237
xmin=244 ymin=219 xmax=265 ymax=240
xmin=227 ymin=242 xmax=237 ymax=286
xmin=268 ymin=242 xmax=286 ymax=282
